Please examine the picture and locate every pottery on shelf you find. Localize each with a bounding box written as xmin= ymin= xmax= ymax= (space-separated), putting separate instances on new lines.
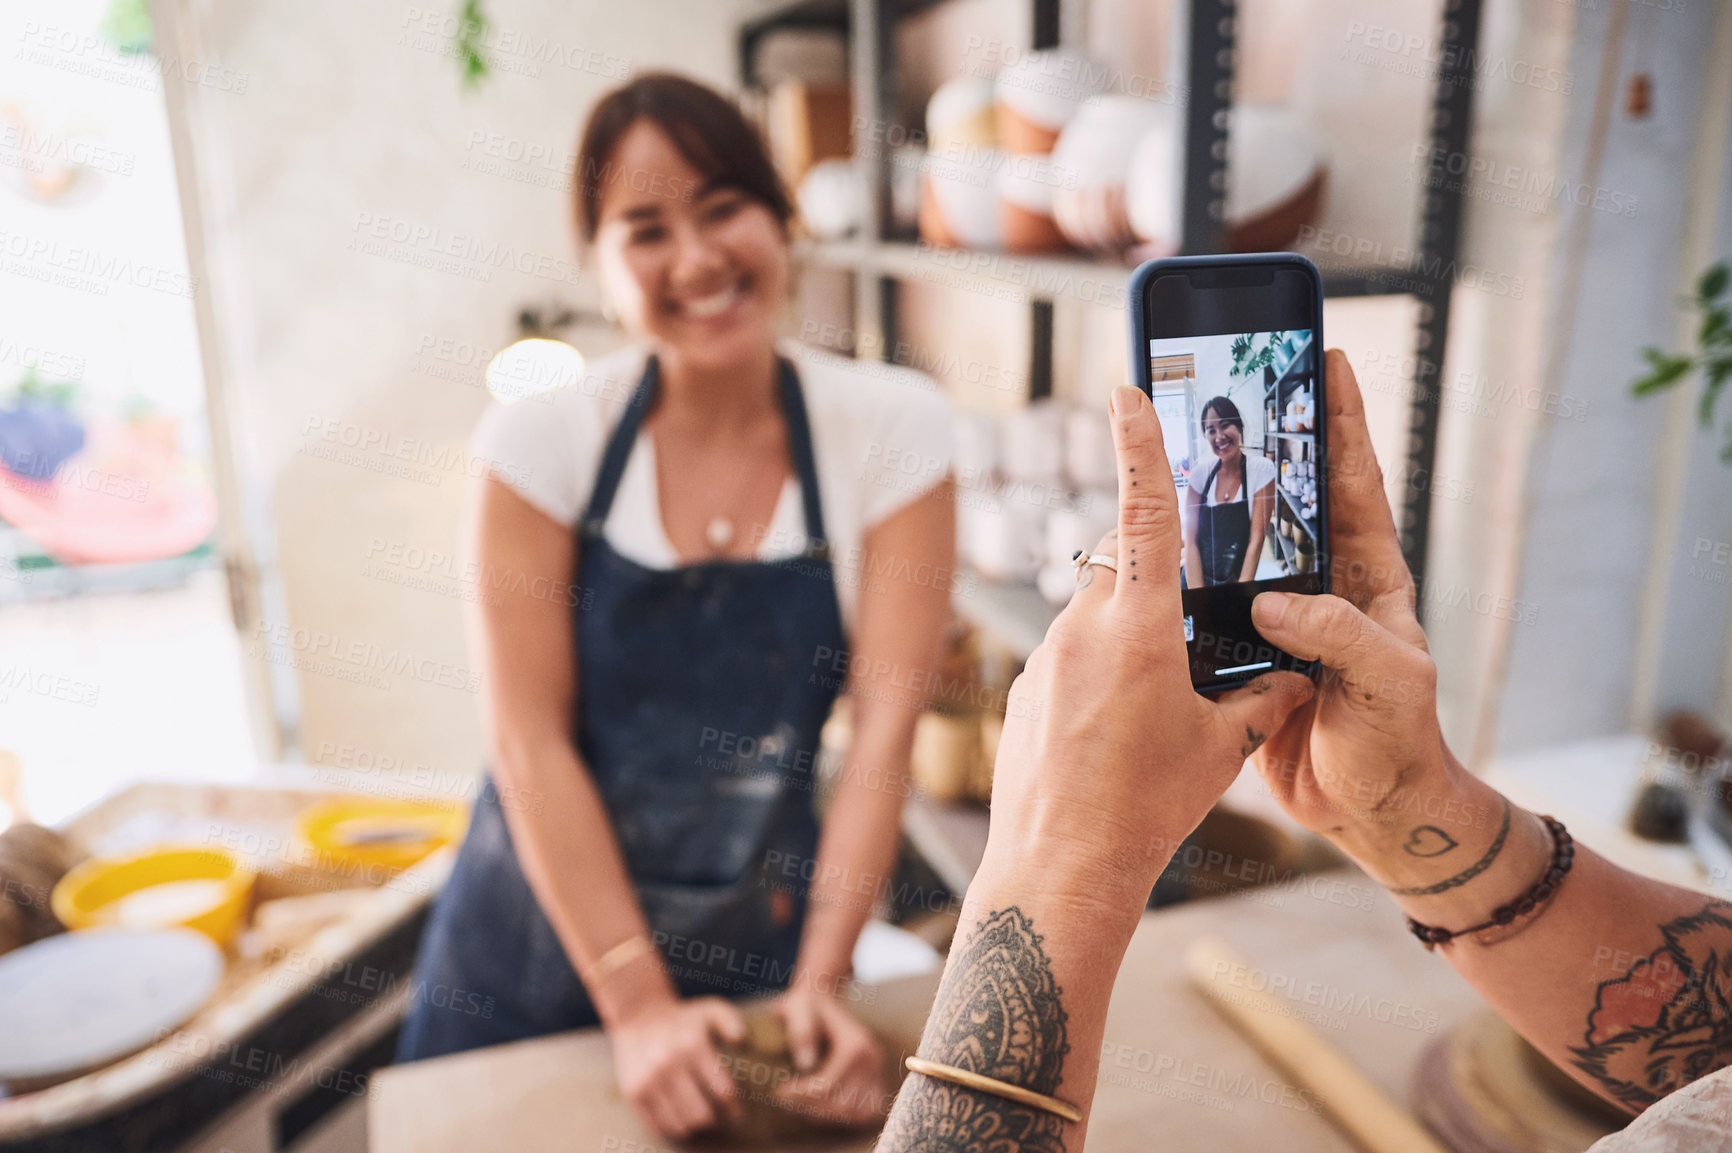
xmin=1051 ymin=96 xmax=1175 ymax=252
xmin=994 ymin=49 xmax=1108 ymax=154
xmin=951 ymin=410 xmax=999 ymax=484
xmin=797 ymin=158 xmax=865 ymax=240
xmin=1063 ymin=405 xmax=1117 ymax=490
xmin=999 ymin=152 xmax=1069 ymax=254
xmin=918 ymin=147 xmax=1004 ymax=250
xmin=926 ymin=75 xmax=999 ymax=155
xmin=1000 ymin=401 xmax=1064 ymax=483
xmin=1126 ymin=103 xmax=1327 ymax=254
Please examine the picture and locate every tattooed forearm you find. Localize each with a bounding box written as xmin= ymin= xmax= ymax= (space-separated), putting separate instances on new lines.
xmin=1389 ymin=797 xmax=1511 ymax=896
xmin=1572 ymin=900 xmax=1732 ymax=1110
xmin=878 ymin=907 xmax=1072 ymax=1153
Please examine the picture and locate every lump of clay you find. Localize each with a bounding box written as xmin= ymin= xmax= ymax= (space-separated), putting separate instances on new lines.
xmin=0 ymin=824 xmax=76 ymax=957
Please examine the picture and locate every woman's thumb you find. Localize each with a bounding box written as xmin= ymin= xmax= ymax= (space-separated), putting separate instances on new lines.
xmin=1215 ymin=672 xmax=1314 ymax=757
xmin=703 ymin=999 xmax=748 ymax=1047
xmin=780 ymin=997 xmax=821 ymax=1072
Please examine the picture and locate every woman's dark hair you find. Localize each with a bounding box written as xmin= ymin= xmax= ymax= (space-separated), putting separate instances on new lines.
xmin=1200 ymin=396 xmax=1244 ymax=433
xmin=574 ymin=73 xmax=794 ymax=242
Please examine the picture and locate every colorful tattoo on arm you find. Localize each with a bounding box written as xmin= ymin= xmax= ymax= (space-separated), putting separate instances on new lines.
xmin=1572 ymin=901 xmax=1732 ymax=1110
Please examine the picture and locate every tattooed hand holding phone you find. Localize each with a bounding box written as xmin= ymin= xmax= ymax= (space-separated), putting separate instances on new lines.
xmin=877 ymin=352 xmax=1732 ymax=1153
xmin=1248 ymin=352 xmax=1732 ymax=1118
xmin=879 ymin=380 xmax=1316 ymax=1151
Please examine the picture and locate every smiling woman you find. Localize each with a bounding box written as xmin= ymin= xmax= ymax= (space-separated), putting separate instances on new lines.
xmin=1183 ymin=395 xmax=1277 ymax=589
xmin=394 ymin=72 xmax=957 ymax=1143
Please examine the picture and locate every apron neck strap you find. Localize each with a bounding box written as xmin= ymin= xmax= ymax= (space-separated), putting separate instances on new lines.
xmin=1202 ymin=456 xmax=1248 ymax=503
xmin=581 ymin=356 xmax=659 ymax=535
xmin=777 ymin=358 xmax=831 ymax=559
xmin=580 ymin=354 xmax=832 ymax=560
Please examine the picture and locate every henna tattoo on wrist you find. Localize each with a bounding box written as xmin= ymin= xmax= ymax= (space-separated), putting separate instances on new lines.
xmin=878 ymin=907 xmax=1071 ymax=1152
xmin=1572 ymin=900 xmax=1732 ymax=1110
xmin=1388 ymin=797 xmax=1511 ymax=896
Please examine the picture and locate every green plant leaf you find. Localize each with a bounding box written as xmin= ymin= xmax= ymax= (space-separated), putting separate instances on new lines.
xmin=11 ymin=367 xmax=81 ymax=408
xmin=1701 ymin=306 xmax=1732 ymax=348
xmin=1701 ymin=357 xmax=1732 ymax=428
xmin=1229 ymin=331 xmax=1288 ymax=378
xmin=456 ymin=0 xmax=491 ymax=89
xmin=102 ymin=0 xmax=153 ymax=54
xmin=1698 ymin=261 xmax=1729 ymax=302
xmin=1632 ymin=348 xmax=1694 ymax=395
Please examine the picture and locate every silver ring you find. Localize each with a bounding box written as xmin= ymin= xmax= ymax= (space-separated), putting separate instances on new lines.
xmin=1071 ymin=549 xmax=1118 ymax=579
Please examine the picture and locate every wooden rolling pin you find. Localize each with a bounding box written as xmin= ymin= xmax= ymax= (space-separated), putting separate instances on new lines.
xmin=1186 ymin=937 xmax=1449 ymax=1153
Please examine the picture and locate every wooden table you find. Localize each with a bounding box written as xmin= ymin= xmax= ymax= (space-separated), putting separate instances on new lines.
xmin=371 ymin=870 xmax=1488 ymax=1152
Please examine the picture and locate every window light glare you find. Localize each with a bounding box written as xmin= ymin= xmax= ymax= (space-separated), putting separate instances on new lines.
xmin=485 ymin=338 xmax=583 ymax=405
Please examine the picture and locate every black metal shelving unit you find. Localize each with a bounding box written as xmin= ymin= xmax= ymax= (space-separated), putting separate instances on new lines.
xmin=1403 ymin=0 xmax=1483 ymax=590
xmin=1263 ymin=335 xmax=1319 ymax=574
xmin=739 ymin=0 xmax=1482 ymax=615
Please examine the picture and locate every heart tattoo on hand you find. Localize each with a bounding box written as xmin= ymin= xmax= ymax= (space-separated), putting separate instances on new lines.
xmin=1403 ymin=826 xmax=1460 ymax=858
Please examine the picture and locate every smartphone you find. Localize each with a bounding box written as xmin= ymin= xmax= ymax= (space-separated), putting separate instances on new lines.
xmin=1126 ymin=254 xmax=1328 ymax=692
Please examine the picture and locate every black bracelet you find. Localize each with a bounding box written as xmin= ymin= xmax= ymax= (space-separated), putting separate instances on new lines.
xmin=1406 ymin=815 xmax=1573 ymax=951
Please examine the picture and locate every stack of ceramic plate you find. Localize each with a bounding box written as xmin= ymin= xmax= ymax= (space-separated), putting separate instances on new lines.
xmin=0 ymin=928 xmax=225 ymax=1092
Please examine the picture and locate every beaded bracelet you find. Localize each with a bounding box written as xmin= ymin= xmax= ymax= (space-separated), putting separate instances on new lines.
xmin=1406 ymin=814 xmax=1573 ymax=951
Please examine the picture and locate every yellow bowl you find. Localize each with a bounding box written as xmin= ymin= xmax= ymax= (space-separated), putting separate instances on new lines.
xmin=52 ymin=846 xmax=256 ymax=945
xmin=295 ymin=798 xmax=466 ymax=876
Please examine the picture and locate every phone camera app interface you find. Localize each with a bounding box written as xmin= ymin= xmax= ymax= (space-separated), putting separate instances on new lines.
xmin=1146 ymin=329 xmax=1319 ymax=591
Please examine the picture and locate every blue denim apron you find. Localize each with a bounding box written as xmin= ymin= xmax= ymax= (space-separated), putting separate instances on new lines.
xmin=398 ymin=357 xmax=846 ymax=1060
xmin=1196 ymin=457 xmax=1251 ymax=586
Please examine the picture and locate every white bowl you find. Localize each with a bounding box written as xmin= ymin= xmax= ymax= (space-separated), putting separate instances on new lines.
xmin=798 ymin=159 xmax=865 ymax=240
xmin=1051 ymin=96 xmax=1176 ymax=251
xmin=926 ymin=75 xmax=998 ymax=154
xmin=994 ymin=49 xmax=1109 ymax=152
xmin=920 ymin=148 xmax=1004 ymax=250
xmin=1126 ymin=103 xmax=1324 ymax=251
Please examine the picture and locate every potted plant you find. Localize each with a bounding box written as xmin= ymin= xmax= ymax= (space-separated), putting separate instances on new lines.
xmin=1631 ymin=261 xmax=1732 ymax=462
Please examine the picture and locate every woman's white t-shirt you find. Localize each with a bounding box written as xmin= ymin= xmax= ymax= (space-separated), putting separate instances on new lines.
xmin=1194 ymin=451 xmax=1277 ymax=505
xmin=468 ymin=340 xmax=953 ymax=633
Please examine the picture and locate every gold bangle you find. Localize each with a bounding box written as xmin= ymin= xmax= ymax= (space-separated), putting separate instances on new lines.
xmin=904 ymin=1056 xmax=1082 ymax=1123
xmin=584 ymin=934 xmax=656 ymax=986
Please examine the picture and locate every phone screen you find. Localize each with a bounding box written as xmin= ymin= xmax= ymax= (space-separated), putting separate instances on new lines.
xmin=1138 ymin=260 xmax=1326 ymax=691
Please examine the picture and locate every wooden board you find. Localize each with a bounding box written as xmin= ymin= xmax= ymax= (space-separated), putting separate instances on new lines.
xmin=372 ymin=972 xmax=942 ymax=1153
xmin=373 ymin=869 xmax=1490 ymax=1153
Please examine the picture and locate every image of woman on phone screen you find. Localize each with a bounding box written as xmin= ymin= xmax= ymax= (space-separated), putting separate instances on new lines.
xmin=1183 ymin=396 xmax=1277 ymax=587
